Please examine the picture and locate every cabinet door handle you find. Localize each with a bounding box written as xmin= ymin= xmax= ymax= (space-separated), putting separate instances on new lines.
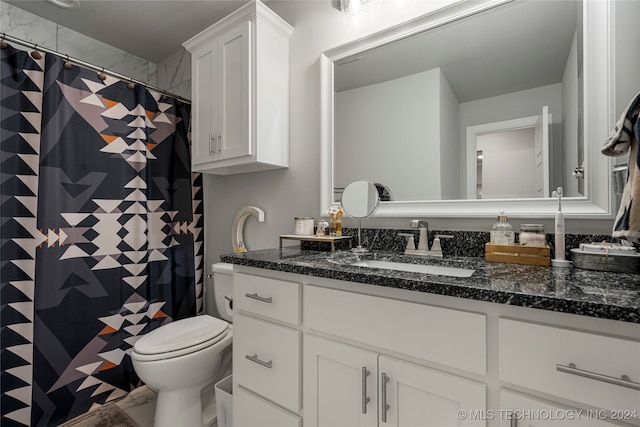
xmin=245 ymin=293 xmax=273 ymax=303
xmin=245 ymin=354 xmax=272 ymax=368
xmin=209 ymin=132 xmax=214 ymax=155
xmin=361 ymin=367 xmax=371 ymax=414
xmin=556 ymin=363 xmax=640 ymax=390
xmin=217 ymin=132 xmax=222 ymax=153
xmin=381 ymin=372 xmax=390 ymax=423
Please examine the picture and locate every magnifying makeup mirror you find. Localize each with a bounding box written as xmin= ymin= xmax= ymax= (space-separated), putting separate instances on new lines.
xmin=341 ymin=180 xmax=380 ymax=252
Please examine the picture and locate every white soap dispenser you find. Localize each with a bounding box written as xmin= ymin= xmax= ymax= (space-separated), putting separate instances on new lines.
xmin=551 ymin=187 xmax=571 ymax=268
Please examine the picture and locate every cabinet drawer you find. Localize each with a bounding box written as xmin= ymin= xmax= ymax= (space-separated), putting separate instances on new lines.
xmin=304 ymin=285 xmax=486 ymax=375
xmin=234 ymin=386 xmax=301 ymax=427
xmin=499 ymin=318 xmax=640 ymax=412
xmin=233 ymin=313 xmax=301 ymax=412
xmin=235 ymin=272 xmax=300 ymax=325
xmin=500 ymin=389 xmax=620 ymax=427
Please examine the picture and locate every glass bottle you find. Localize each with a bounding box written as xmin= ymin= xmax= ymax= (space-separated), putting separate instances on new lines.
xmin=316 ymin=219 xmax=329 ymax=236
xmin=330 ymin=218 xmax=342 ymax=236
xmin=490 ymin=211 xmax=515 ymax=245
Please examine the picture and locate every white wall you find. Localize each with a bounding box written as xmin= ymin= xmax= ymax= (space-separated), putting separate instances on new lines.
xmin=562 ymin=32 xmax=580 ymax=197
xmin=439 ymin=67 xmax=461 ymax=200
xmin=335 ymin=69 xmax=442 ymax=201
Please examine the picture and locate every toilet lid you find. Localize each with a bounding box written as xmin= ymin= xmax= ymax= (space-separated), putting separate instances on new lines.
xmin=134 ymin=315 xmax=229 ymax=355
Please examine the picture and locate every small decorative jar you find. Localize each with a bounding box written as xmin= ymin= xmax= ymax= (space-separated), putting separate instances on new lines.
xmin=294 ymin=217 xmax=314 ymax=235
xmin=519 ymin=224 xmax=546 ymax=247
xmin=316 ymin=219 xmax=329 ymax=236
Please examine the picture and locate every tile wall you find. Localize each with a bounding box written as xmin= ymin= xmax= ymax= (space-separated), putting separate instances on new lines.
xmin=1 ymin=1 xmax=192 ymax=101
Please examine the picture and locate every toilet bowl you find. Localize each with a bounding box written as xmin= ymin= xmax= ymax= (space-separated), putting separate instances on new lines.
xmin=131 ymin=263 xmax=234 ymax=427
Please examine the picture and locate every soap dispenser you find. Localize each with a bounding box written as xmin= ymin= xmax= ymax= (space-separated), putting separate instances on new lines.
xmin=490 ymin=211 xmax=515 ymax=245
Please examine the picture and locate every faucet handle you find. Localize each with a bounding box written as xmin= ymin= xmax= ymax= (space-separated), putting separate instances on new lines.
xmin=397 ymin=233 xmax=415 ymax=251
xmin=430 ymin=235 xmax=453 ymax=254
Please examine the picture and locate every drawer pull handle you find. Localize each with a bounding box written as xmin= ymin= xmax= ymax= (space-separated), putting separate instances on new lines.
xmin=381 ymin=372 xmax=390 ymax=423
xmin=556 ymin=363 xmax=640 ymax=391
xmin=245 ymin=354 xmax=272 ymax=369
xmin=361 ymin=367 xmax=371 ymax=414
xmin=245 ymin=293 xmax=272 ymax=303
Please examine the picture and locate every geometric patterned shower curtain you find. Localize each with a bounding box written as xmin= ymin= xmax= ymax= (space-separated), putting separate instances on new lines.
xmin=0 ymin=43 xmax=204 ymax=427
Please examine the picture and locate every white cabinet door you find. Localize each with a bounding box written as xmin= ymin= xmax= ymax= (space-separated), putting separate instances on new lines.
xmin=304 ymin=335 xmax=378 ymax=427
xmin=500 ymin=390 xmax=621 ymax=427
xmin=216 ymin=20 xmax=251 ymax=161
xmin=380 ymin=355 xmax=486 ymax=427
xmin=234 ymin=386 xmax=301 ymax=427
xmin=191 ymin=43 xmax=217 ymax=165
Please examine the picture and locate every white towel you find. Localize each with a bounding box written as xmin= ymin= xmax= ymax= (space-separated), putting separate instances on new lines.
xmin=601 ymin=91 xmax=640 ymax=238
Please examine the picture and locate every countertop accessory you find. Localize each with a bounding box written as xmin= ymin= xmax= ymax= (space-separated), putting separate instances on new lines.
xmin=570 ymin=242 xmax=640 ymax=273
xmin=485 ymin=243 xmax=551 ymax=267
xmin=279 ymin=234 xmax=352 ymax=252
xmin=341 ymin=180 xmax=380 ymax=253
xmin=518 ymin=224 xmax=546 ymax=247
xmin=551 ymin=187 xmax=571 ymax=268
xmin=490 ymin=211 xmax=515 ymax=246
xmin=232 ymin=206 xmax=265 ymax=253
xmin=294 ymin=217 xmax=314 ymax=236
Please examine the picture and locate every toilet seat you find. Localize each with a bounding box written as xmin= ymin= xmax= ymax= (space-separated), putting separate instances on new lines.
xmin=132 ymin=315 xmax=230 ymax=362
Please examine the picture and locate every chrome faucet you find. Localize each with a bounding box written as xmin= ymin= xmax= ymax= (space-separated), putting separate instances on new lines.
xmin=398 ymin=220 xmax=452 ymax=257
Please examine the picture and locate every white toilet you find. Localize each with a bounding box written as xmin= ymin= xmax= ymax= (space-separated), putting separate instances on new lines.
xmin=131 ymin=263 xmax=234 ymax=427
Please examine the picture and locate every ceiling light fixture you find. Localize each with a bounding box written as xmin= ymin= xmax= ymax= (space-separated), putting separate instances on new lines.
xmin=46 ymin=0 xmax=81 ymax=10
xmin=340 ymin=0 xmax=370 ymax=27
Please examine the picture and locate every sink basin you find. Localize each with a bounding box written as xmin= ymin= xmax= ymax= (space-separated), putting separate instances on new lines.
xmin=351 ymin=259 xmax=475 ymax=278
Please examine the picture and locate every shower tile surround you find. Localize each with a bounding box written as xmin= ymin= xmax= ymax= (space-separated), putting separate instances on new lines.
xmin=227 ymin=228 xmax=640 ymax=324
xmin=1 ymin=1 xmax=157 ymax=88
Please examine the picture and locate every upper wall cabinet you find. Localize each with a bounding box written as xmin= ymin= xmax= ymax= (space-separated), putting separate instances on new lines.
xmin=183 ymin=0 xmax=293 ymax=175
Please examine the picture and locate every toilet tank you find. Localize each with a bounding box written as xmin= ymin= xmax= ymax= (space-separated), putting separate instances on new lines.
xmin=208 ymin=262 xmax=234 ymax=322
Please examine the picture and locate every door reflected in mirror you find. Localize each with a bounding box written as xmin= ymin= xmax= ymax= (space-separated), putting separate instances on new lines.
xmin=333 ymin=0 xmax=583 ymax=202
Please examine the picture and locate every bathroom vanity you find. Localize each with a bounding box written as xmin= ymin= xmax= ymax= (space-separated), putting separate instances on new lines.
xmin=223 ymin=248 xmax=640 ymax=427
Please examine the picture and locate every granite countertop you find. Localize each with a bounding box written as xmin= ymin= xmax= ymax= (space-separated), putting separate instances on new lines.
xmin=220 ymin=247 xmax=640 ymax=324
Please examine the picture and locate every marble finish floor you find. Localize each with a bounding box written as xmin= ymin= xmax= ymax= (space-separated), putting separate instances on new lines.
xmin=114 ymin=385 xmax=157 ymax=427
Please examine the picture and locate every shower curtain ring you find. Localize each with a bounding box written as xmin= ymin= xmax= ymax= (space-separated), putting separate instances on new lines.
xmin=30 ymin=45 xmax=42 ymax=60
xmin=127 ymin=78 xmax=135 ymax=90
xmin=63 ymin=54 xmax=73 ymax=70
xmin=1 ymin=33 xmax=7 ymax=49
xmin=98 ymin=67 xmax=107 ymax=81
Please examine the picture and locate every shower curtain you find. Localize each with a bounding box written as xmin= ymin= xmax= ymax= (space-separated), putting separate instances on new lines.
xmin=1 ymin=44 xmax=204 ymax=426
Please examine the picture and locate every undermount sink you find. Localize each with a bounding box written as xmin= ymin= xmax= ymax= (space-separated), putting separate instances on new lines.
xmin=351 ymin=259 xmax=475 ymax=278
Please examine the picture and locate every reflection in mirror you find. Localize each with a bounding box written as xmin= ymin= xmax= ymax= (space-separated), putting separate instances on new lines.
xmin=334 ymin=0 xmax=583 ymax=202
xmin=341 ymin=180 xmax=380 ymax=251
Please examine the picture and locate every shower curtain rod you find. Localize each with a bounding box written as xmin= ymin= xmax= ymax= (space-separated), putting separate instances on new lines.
xmin=1 ymin=32 xmax=191 ymax=104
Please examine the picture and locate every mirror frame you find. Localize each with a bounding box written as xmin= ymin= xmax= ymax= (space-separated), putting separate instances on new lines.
xmin=320 ymin=0 xmax=615 ymax=219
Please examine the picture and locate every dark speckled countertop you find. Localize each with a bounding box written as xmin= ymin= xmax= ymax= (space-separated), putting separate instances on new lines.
xmin=221 ymin=248 xmax=640 ymax=324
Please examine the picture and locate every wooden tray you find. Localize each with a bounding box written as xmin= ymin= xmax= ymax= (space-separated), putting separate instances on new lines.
xmin=485 ymin=243 xmax=551 ymax=267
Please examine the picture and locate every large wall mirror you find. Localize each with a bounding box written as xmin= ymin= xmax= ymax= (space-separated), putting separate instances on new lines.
xmin=320 ymin=0 xmax=614 ymax=218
